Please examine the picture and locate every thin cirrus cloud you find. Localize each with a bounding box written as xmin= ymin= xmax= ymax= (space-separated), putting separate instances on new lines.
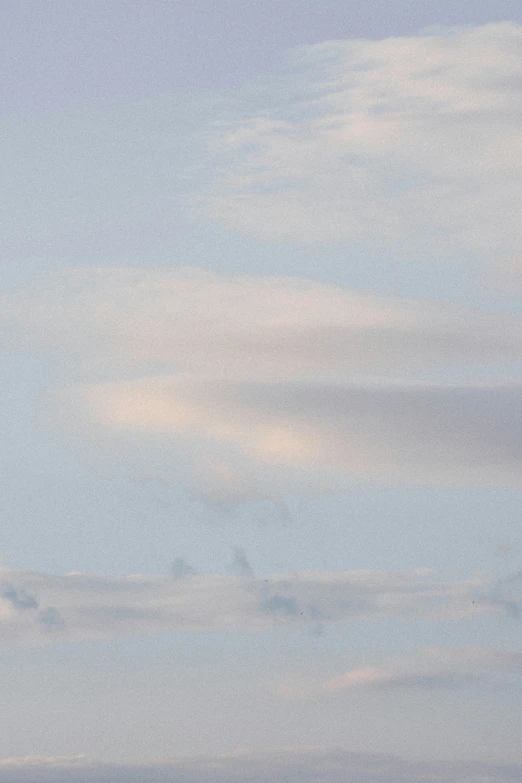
xmin=2 ymin=267 xmax=521 ymax=491
xmin=0 ymin=747 xmax=521 ymax=783
xmin=278 ymin=645 xmax=522 ymax=700
xmin=0 ymin=565 xmax=515 ymax=651
xmin=203 ymin=23 xmax=522 ymax=266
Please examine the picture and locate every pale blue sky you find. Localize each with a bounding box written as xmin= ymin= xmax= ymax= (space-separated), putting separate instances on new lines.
xmin=1 ymin=3 xmax=522 ymax=780
xmin=2 ymin=1 xmax=522 ymax=110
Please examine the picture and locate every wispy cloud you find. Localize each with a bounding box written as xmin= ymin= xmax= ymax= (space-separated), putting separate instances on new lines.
xmin=2 ymin=267 xmax=521 ymax=493
xmin=60 ymin=374 xmax=522 ymax=487
xmin=204 ymin=23 xmax=522 ymax=267
xmin=0 ymin=565 xmax=499 ymax=650
xmin=3 ymin=267 xmax=521 ymax=379
xmin=229 ymin=546 xmax=255 ymax=577
xmin=0 ymin=747 xmax=520 ymax=783
xmin=279 ymin=645 xmax=522 ymax=699
xmin=172 ymin=557 xmax=197 ymax=580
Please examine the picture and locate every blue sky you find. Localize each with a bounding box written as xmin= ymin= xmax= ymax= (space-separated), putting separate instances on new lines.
xmin=1 ymin=2 xmax=522 ymax=781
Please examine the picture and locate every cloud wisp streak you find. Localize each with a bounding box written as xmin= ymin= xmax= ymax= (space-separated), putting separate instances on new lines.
xmin=205 ymin=23 xmax=522 ymax=266
xmin=2 ymin=267 xmax=520 ymax=493
xmin=61 ymin=375 xmax=522 ymax=488
xmin=1 ymin=747 xmax=521 ymax=783
xmin=2 ymin=267 xmax=521 ymax=492
xmin=0 ymin=565 xmax=513 ymax=650
xmin=279 ymin=645 xmax=522 ymax=699
xmin=2 ymin=267 xmax=522 ymax=380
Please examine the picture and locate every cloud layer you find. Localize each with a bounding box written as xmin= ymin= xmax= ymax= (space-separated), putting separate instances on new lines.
xmin=1 ymin=747 xmax=521 ymax=783
xmin=279 ymin=645 xmax=522 ymax=699
xmin=205 ymin=23 xmax=522 ymax=265
xmin=63 ymin=374 xmax=522 ymax=487
xmin=3 ymin=267 xmax=520 ymax=379
xmin=0 ymin=565 xmax=514 ymax=650
xmin=2 ymin=267 xmax=521 ymax=491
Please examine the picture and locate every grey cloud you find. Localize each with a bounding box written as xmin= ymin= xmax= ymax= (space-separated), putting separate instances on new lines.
xmin=56 ymin=374 xmax=522 ymax=493
xmin=260 ymin=592 xmax=301 ymax=616
xmin=172 ymin=558 xmax=197 ymax=580
xmin=222 ymin=379 xmax=522 ymax=485
xmin=258 ymin=583 xmax=331 ymax=626
xmin=37 ymin=607 xmax=64 ymax=629
xmin=0 ymin=566 xmax=492 ymax=650
xmin=373 ymin=672 xmax=482 ymax=691
xmin=1 ymin=581 xmax=67 ymax=631
xmin=229 ymin=547 xmax=254 ymax=577
xmin=0 ymin=747 xmax=521 ymax=783
xmin=1 ymin=582 xmax=38 ymax=610
xmin=239 ymin=321 xmax=522 ymax=374
xmin=487 ymin=569 xmax=522 ymax=618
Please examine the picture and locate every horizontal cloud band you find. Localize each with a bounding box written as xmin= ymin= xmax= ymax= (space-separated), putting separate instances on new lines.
xmin=61 ymin=375 xmax=522 ymax=487
xmin=3 ymin=267 xmax=522 ymax=491
xmin=0 ymin=565 xmax=516 ymax=650
xmin=0 ymin=746 xmax=521 ymax=783
xmin=279 ymin=644 xmax=522 ymax=699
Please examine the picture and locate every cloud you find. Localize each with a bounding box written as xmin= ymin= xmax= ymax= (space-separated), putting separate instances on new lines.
xmin=203 ymin=23 xmax=522 ymax=266
xmin=2 ymin=267 xmax=522 ymax=379
xmin=0 ymin=565 xmax=498 ymax=650
xmin=0 ymin=755 xmax=86 ymax=768
xmin=172 ymin=557 xmax=197 ymax=580
xmin=60 ymin=375 xmax=522 ymax=488
xmin=3 ymin=267 xmax=522 ymax=492
xmin=0 ymin=747 xmax=520 ymax=783
xmin=488 ymin=569 xmax=522 ymax=618
xmin=37 ymin=606 xmax=64 ymax=629
xmin=229 ymin=547 xmax=254 ymax=577
xmin=279 ymin=645 xmax=522 ymax=699
xmin=1 ymin=582 xmax=38 ymax=611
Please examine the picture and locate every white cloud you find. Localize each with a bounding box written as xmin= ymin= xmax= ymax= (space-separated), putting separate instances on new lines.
xmin=0 ymin=565 xmax=499 ymax=650
xmin=279 ymin=645 xmax=522 ymax=699
xmin=3 ymin=267 xmax=521 ymax=491
xmin=203 ymin=23 xmax=522 ymax=264
xmin=0 ymin=747 xmax=520 ymax=782
xmin=3 ymin=267 xmax=520 ymax=380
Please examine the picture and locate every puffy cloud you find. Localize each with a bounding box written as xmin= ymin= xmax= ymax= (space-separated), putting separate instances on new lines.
xmin=0 ymin=565 xmax=499 ymax=650
xmin=204 ymin=23 xmax=522 ymax=265
xmin=0 ymin=747 xmax=520 ymax=783
xmin=279 ymin=645 xmax=522 ymax=699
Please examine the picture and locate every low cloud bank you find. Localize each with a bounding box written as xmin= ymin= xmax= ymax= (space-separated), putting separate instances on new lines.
xmin=0 ymin=747 xmax=521 ymax=783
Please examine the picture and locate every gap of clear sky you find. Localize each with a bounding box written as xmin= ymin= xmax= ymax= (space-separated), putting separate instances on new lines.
xmin=1 ymin=2 xmax=522 ymax=780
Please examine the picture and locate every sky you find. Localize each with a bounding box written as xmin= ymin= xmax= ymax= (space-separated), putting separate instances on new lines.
xmin=1 ymin=1 xmax=522 ymax=780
